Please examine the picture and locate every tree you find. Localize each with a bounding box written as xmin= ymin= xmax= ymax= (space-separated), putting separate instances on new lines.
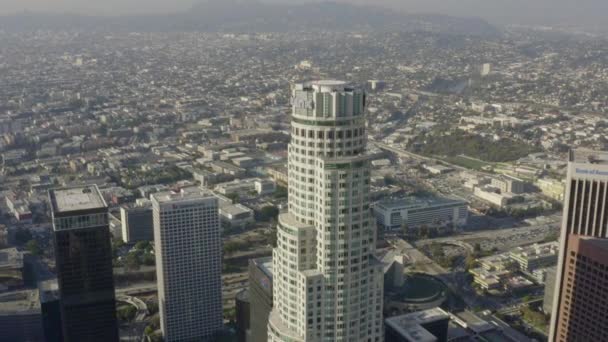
xmin=226 ymin=193 xmax=240 ymax=203
xmin=147 ymin=301 xmax=159 ymax=315
xmin=258 ymin=206 xmax=279 ymax=222
xmin=142 ymin=253 xmax=156 ymax=266
xmin=134 ymin=241 xmax=152 ymax=252
xmin=26 ymin=239 xmax=42 ymax=256
xmin=223 ymin=241 xmax=244 ymax=255
xmin=117 ymin=305 xmax=137 ymax=322
xmin=273 ymin=185 xmax=288 ymax=199
xmin=124 ymin=252 xmax=141 ymax=271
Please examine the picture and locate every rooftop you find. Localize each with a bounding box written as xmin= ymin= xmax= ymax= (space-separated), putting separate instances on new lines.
xmin=0 ymin=248 xmax=24 ymax=269
xmin=385 ymin=308 xmax=450 ymax=342
xmin=219 ymin=203 xmax=252 ymax=216
xmin=49 ymin=185 xmax=107 ymax=213
xmin=151 ymin=187 xmax=214 ymax=204
xmin=0 ymin=290 xmax=40 ymax=315
xmin=251 ymin=256 xmax=273 ymax=278
xmin=375 ymin=195 xmax=467 ymax=210
xmin=38 ymin=279 xmax=60 ymax=303
xmin=570 ymin=149 xmax=608 ymax=164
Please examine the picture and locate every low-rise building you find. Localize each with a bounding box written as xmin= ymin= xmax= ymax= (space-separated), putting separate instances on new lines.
xmin=219 ymin=203 xmax=254 ymax=229
xmin=266 ymin=165 xmax=288 ymax=185
xmin=0 ymin=289 xmax=44 ymax=342
xmin=0 ymin=247 xmax=25 ymax=291
xmin=5 ymin=196 xmax=32 ymax=222
xmin=473 ymin=186 xmax=520 ymax=207
xmin=423 ymin=164 xmax=453 ymax=175
xmin=491 ymin=175 xmax=526 ymax=194
xmin=536 ymin=178 xmax=565 ymax=201
xmin=509 ymin=241 xmax=559 ymax=272
xmin=215 ymin=178 xmax=275 ymax=198
xmin=373 ymin=196 xmax=467 ymax=231
xmin=385 ymin=308 xmax=450 ymax=342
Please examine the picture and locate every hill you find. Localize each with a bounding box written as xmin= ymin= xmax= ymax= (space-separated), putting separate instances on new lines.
xmin=0 ymin=1 xmax=500 ymax=36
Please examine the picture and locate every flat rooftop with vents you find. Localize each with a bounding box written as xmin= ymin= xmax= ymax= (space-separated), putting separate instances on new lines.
xmin=49 ymin=186 xmax=107 ymax=214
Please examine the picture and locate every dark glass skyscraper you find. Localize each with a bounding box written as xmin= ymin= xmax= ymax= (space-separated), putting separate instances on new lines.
xmin=49 ymin=186 xmax=119 ymax=342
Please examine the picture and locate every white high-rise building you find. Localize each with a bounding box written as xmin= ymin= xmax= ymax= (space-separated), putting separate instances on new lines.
xmin=268 ymin=81 xmax=384 ymax=342
xmin=151 ymin=188 xmax=223 ymax=342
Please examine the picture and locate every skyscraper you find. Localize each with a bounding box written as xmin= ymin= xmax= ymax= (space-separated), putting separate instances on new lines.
xmin=268 ymin=81 xmax=384 ymax=342
xmin=549 ymin=150 xmax=608 ymax=341
xmin=49 ymin=186 xmax=119 ymax=342
xmin=151 ymin=187 xmax=223 ymax=342
xmin=39 ymin=279 xmax=63 ymax=342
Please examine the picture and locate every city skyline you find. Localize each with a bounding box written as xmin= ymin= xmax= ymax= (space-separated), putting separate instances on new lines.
xmin=0 ymin=12 xmax=607 ymax=341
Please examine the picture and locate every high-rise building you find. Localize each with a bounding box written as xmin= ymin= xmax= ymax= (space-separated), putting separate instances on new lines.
xmin=549 ymin=150 xmax=608 ymax=341
xmin=248 ymin=257 xmax=273 ymax=342
xmin=49 ymin=186 xmax=119 ymax=342
xmin=38 ymin=279 xmax=63 ymax=342
xmin=542 ymin=267 xmax=557 ymax=315
xmin=39 ymin=279 xmax=63 ymax=342
xmin=268 ymin=81 xmax=384 ymax=342
xmin=151 ymin=187 xmax=223 ymax=342
xmin=235 ymin=289 xmax=251 ymax=342
xmin=120 ymin=199 xmax=154 ymax=243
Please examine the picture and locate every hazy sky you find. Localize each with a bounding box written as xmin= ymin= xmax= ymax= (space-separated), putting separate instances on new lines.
xmin=0 ymin=0 xmax=198 ymax=15
xmin=2 ymin=0 xmax=608 ymax=27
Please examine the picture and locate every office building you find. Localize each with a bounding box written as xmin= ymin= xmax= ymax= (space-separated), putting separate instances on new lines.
xmin=509 ymin=241 xmax=559 ymax=272
xmin=39 ymin=279 xmax=62 ymax=342
xmin=219 ymin=203 xmax=254 ymax=229
xmin=491 ymin=175 xmax=526 ymax=194
xmin=373 ymin=196 xmax=468 ymax=231
xmin=385 ymin=308 xmax=450 ymax=342
xmin=0 ymin=289 xmax=44 ymax=342
xmin=235 ymin=289 xmax=251 ymax=342
xmin=248 ymin=257 xmax=273 ymax=342
xmin=152 ymin=188 xmax=223 ymax=342
xmin=268 ymin=81 xmax=384 ymax=342
xmin=549 ymin=150 xmax=608 ymax=341
xmin=0 ymin=247 xmax=25 ymax=290
xmin=543 ymin=267 xmax=556 ymax=315
xmin=552 ymin=235 xmax=608 ymax=341
xmin=120 ymin=199 xmax=154 ymax=243
xmin=49 ymin=186 xmax=119 ymax=342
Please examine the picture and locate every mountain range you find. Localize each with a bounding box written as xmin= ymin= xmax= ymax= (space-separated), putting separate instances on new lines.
xmin=0 ymin=0 xmax=500 ymax=36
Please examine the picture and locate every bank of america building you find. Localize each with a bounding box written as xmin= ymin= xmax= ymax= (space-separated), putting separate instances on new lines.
xmin=268 ymin=81 xmax=384 ymax=342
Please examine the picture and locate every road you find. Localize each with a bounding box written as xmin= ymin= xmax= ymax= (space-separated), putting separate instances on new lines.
xmin=116 ymin=294 xmax=149 ymax=342
xmin=415 ymin=217 xmax=560 ymax=253
xmin=388 ymin=237 xmax=504 ymax=311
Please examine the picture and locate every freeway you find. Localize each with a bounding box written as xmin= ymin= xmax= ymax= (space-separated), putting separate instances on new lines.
xmin=415 ymin=216 xmax=560 ymax=253
xmin=374 ymin=142 xmax=469 ymax=172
